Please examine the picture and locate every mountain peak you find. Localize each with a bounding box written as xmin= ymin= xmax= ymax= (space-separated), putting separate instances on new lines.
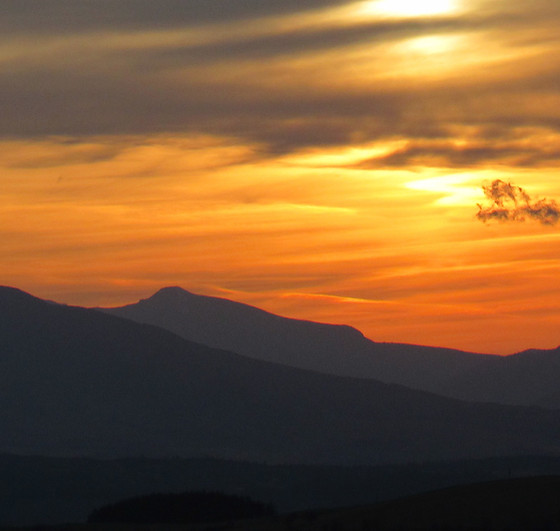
xmin=0 ymin=285 xmax=43 ymax=306
xmin=0 ymin=285 xmax=33 ymax=297
xmin=153 ymin=286 xmax=193 ymax=297
xmin=145 ymin=286 xmax=203 ymax=303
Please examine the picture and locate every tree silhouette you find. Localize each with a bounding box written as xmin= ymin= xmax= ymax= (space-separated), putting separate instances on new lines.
xmin=88 ymin=490 xmax=275 ymax=524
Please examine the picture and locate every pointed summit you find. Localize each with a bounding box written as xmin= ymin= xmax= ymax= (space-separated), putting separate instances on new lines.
xmin=152 ymin=286 xmax=193 ymax=297
xmin=147 ymin=286 xmax=196 ymax=301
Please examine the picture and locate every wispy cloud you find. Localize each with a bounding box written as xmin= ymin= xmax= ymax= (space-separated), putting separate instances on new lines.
xmin=357 ymin=131 xmax=560 ymax=169
xmin=476 ymin=179 xmax=560 ymax=225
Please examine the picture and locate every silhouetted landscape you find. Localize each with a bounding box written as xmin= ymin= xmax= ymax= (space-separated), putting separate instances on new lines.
xmin=5 ymin=0 xmax=560 ymax=528
xmin=2 ymin=476 xmax=560 ymax=530
xmin=2 ymin=285 xmax=560 ymax=528
xmin=104 ymin=287 xmax=560 ymax=407
xmin=2 ymin=453 xmax=560 ymax=527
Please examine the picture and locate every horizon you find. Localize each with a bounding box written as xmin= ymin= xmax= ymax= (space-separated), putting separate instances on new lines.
xmin=3 ymin=281 xmax=557 ymax=357
xmin=2 ymin=0 xmax=560 ymax=355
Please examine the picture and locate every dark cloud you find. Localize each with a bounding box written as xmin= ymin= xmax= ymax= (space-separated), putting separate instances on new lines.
xmin=357 ymin=139 xmax=560 ymax=169
xmin=0 ymin=0 xmax=349 ymax=35
xmin=133 ymin=17 xmax=464 ymax=67
xmin=0 ymin=0 xmax=560 ymax=161
xmin=0 ymin=62 xmax=405 ymax=153
xmin=0 ymin=7 xmax=459 ymax=149
xmin=476 ymin=180 xmax=560 ymax=225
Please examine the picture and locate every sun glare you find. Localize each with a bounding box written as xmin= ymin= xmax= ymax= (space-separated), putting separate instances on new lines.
xmin=358 ymin=0 xmax=459 ymax=18
xmin=405 ymin=174 xmax=482 ymax=206
xmin=402 ymin=35 xmax=462 ymax=55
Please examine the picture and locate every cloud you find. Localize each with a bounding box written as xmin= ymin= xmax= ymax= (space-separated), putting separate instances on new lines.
xmin=0 ymin=0 xmax=349 ymax=35
xmin=476 ymin=179 xmax=560 ymax=225
xmin=1 ymin=0 xmax=560 ymax=160
xmin=357 ymin=134 xmax=560 ymax=169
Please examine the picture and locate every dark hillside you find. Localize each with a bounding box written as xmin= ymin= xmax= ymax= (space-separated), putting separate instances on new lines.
xmin=1 ymin=285 xmax=560 ymax=466
xmin=2 ymin=453 xmax=560 ymax=526
xmin=345 ymin=475 xmax=560 ymax=530
xmin=103 ymin=286 xmax=490 ymax=391
xmin=439 ymin=346 xmax=560 ymax=408
xmin=103 ymin=287 xmax=560 ymax=407
xmin=2 ymin=476 xmax=560 ymax=530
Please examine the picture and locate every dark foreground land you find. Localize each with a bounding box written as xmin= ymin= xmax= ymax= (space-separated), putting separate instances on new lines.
xmin=4 ymin=476 xmax=560 ymax=531
xmin=4 ymin=453 xmax=560 ymax=526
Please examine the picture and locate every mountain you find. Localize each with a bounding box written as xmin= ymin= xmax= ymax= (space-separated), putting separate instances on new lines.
xmin=102 ymin=286 xmax=490 ymax=393
xmin=2 ymin=285 xmax=560 ymax=466
xmin=438 ymin=346 xmax=560 ymax=408
xmin=102 ymin=287 xmax=560 ymax=407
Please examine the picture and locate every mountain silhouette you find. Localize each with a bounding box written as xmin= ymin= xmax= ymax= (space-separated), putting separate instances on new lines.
xmin=2 ymin=285 xmax=560 ymax=465
xmin=438 ymin=346 xmax=560 ymax=408
xmin=103 ymin=287 xmax=490 ymax=393
xmin=103 ymin=286 xmax=560 ymax=407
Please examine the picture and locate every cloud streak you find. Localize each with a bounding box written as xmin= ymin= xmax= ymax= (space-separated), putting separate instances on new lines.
xmin=476 ymin=179 xmax=560 ymax=225
xmin=1 ymin=0 xmax=560 ymax=161
xmin=357 ymin=133 xmax=560 ymax=169
xmin=0 ymin=0 xmax=349 ymax=35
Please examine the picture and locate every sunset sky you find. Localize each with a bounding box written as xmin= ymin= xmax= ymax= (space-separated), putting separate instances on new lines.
xmin=2 ymin=0 xmax=560 ymax=354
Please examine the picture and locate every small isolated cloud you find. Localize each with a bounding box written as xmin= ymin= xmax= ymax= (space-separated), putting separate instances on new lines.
xmin=476 ymin=179 xmax=560 ymax=225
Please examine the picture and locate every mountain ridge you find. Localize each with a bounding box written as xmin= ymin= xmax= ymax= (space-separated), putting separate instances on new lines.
xmin=102 ymin=286 xmax=492 ymax=393
xmin=2 ymin=284 xmax=560 ymax=466
xmin=102 ymin=286 xmax=560 ymax=407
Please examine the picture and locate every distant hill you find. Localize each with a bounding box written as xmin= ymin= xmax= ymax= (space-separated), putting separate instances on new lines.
xmin=439 ymin=346 xmax=560 ymax=408
xmin=2 ymin=453 xmax=560 ymax=527
xmin=2 ymin=285 xmax=560 ymax=466
xmin=103 ymin=286 xmax=560 ymax=407
xmin=330 ymin=475 xmax=560 ymax=530
xmin=101 ymin=287 xmax=490 ymax=392
xmin=87 ymin=477 xmax=560 ymax=529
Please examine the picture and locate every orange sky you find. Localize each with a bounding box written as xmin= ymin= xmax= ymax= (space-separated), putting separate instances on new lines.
xmin=2 ymin=0 xmax=560 ymax=354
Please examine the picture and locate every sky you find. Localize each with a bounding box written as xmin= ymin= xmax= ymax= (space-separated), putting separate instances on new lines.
xmin=2 ymin=0 xmax=560 ymax=355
